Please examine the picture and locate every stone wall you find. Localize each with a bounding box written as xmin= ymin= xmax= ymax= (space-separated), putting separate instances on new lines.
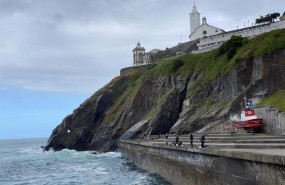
xmin=255 ymin=105 xmax=285 ymax=134
xmin=120 ymin=64 xmax=151 ymax=76
xmin=151 ymin=40 xmax=198 ymax=62
xmin=121 ymin=140 xmax=285 ymax=185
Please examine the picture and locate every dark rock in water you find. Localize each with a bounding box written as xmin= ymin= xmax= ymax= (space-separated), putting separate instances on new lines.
xmin=91 ymin=151 xmax=100 ymax=155
xmin=45 ymin=40 xmax=285 ymax=153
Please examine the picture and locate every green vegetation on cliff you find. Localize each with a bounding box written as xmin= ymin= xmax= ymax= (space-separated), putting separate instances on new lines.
xmin=146 ymin=29 xmax=285 ymax=98
xmin=98 ymin=29 xmax=285 ymax=123
xmin=257 ymin=90 xmax=285 ymax=112
xmin=216 ymin=35 xmax=245 ymax=59
xmin=232 ymin=29 xmax=285 ymax=60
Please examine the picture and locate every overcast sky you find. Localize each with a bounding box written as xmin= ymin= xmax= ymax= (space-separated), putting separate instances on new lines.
xmin=0 ymin=0 xmax=284 ymax=139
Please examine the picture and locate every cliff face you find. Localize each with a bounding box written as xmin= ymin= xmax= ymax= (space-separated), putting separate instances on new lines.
xmin=45 ymin=29 xmax=285 ymax=152
xmin=171 ymin=49 xmax=285 ymax=134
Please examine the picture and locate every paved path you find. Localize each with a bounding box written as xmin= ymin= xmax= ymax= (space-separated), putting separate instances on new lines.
xmin=144 ymin=132 xmax=285 ymax=158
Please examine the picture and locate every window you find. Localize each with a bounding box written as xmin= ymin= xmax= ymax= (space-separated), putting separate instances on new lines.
xmin=138 ymin=53 xmax=143 ymax=62
xmin=203 ymin=30 xmax=207 ymax=35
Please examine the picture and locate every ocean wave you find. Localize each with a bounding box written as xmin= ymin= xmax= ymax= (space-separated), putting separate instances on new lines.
xmin=0 ymin=139 xmax=169 ymax=185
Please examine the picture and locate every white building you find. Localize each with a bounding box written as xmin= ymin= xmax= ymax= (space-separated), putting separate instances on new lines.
xmin=133 ymin=42 xmax=145 ymax=65
xmin=189 ymin=4 xmax=285 ymax=54
xmin=133 ymin=42 xmax=160 ymax=66
xmin=193 ymin=18 xmax=285 ymax=54
xmin=189 ymin=3 xmax=225 ymax=41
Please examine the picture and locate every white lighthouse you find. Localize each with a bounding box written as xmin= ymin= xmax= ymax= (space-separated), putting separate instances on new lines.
xmin=189 ymin=2 xmax=200 ymax=35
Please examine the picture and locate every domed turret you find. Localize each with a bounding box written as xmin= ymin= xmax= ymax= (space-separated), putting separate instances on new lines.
xmin=132 ymin=41 xmax=145 ymax=65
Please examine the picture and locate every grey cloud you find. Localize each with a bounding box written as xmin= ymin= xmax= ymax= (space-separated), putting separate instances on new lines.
xmin=0 ymin=0 xmax=284 ymax=94
xmin=0 ymin=0 xmax=30 ymax=16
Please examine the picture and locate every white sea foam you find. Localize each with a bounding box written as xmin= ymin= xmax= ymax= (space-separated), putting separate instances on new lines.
xmin=94 ymin=167 xmax=109 ymax=175
xmin=131 ymin=176 xmax=147 ymax=185
xmin=66 ymin=166 xmax=91 ymax=172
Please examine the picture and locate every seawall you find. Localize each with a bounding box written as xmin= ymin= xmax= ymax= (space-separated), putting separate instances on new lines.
xmin=255 ymin=105 xmax=285 ymax=134
xmin=120 ymin=139 xmax=285 ymax=185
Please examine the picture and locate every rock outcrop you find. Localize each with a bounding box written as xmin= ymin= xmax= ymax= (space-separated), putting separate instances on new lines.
xmin=45 ymin=29 xmax=285 ymax=152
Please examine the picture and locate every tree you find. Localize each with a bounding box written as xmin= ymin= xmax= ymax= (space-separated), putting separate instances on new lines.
xmin=255 ymin=13 xmax=280 ymax=24
xmin=271 ymin=13 xmax=280 ymax=22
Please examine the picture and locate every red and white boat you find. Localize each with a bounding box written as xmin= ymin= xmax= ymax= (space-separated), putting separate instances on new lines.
xmin=230 ymin=109 xmax=263 ymax=131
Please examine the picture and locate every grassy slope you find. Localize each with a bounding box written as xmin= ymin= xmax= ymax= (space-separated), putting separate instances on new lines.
xmin=95 ymin=28 xmax=285 ymax=122
xmin=257 ymin=90 xmax=285 ymax=112
xmin=146 ymin=29 xmax=285 ymax=97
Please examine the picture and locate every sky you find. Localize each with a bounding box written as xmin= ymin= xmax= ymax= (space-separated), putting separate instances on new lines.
xmin=0 ymin=0 xmax=284 ymax=139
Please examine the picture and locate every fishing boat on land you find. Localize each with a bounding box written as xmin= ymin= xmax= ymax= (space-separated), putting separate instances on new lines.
xmin=230 ymin=99 xmax=263 ymax=132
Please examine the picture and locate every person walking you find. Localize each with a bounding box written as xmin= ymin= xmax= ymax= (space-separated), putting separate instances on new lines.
xmin=200 ymin=134 xmax=205 ymax=149
xmin=165 ymin=133 xmax=169 ymax=145
xmin=190 ymin=133 xmax=193 ymax=147
xmin=175 ymin=132 xmax=179 ymax=146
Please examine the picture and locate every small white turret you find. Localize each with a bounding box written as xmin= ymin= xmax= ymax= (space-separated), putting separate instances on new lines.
xmin=132 ymin=41 xmax=145 ymax=65
xmin=202 ymin=16 xmax=207 ymax=24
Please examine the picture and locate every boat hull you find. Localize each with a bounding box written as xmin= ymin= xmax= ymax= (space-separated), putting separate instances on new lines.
xmin=233 ymin=119 xmax=263 ymax=129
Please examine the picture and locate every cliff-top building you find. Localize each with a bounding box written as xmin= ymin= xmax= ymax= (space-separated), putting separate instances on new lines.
xmin=190 ymin=3 xmax=285 ymax=54
xmin=189 ymin=3 xmax=225 ymax=40
xmin=133 ymin=42 xmax=160 ymax=66
xmin=132 ymin=4 xmax=285 ymax=65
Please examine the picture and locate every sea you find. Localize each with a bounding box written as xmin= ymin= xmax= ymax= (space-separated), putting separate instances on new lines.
xmin=0 ymin=138 xmax=170 ymax=185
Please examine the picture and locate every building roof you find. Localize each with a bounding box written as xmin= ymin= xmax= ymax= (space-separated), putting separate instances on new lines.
xmin=189 ymin=23 xmax=225 ymax=38
xmin=133 ymin=41 xmax=145 ymax=51
xmin=149 ymin=49 xmax=161 ymax=54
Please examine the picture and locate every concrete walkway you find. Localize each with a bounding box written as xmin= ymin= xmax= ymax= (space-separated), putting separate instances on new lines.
xmin=135 ymin=132 xmax=285 ymax=164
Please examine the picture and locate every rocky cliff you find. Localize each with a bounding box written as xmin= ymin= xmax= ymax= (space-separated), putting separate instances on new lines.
xmin=45 ymin=29 xmax=285 ymax=152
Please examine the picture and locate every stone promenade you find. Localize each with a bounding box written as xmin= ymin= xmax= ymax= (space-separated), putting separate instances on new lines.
xmin=141 ymin=132 xmax=285 ymax=165
xmin=121 ymin=132 xmax=285 ymax=184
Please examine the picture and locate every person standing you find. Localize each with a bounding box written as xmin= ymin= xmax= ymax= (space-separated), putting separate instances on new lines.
xmin=190 ymin=133 xmax=193 ymax=147
xmin=175 ymin=132 xmax=179 ymax=146
xmin=200 ymin=134 xmax=205 ymax=148
xmin=165 ymin=133 xmax=169 ymax=145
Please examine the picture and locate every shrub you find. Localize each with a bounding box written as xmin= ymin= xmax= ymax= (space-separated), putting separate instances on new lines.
xmin=216 ymin=35 xmax=244 ymax=59
xmin=172 ymin=59 xmax=185 ymax=72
